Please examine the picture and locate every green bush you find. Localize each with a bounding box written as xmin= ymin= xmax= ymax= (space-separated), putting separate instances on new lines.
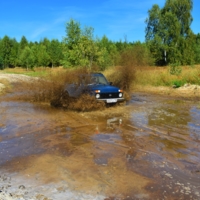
xmin=172 ymin=79 xmax=186 ymax=88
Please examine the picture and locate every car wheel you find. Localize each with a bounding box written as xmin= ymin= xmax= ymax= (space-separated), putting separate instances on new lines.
xmin=61 ymin=91 xmax=73 ymax=108
xmin=50 ymin=98 xmax=62 ymax=107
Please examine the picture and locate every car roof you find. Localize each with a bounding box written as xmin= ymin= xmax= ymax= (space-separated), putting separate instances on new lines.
xmin=91 ymin=73 xmax=104 ymax=76
xmin=79 ymin=73 xmax=104 ymax=77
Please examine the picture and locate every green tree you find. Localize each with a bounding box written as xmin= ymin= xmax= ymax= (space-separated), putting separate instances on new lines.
xmin=18 ymin=36 xmax=29 ymax=66
xmin=181 ymin=31 xmax=195 ymax=65
xmin=62 ymin=19 xmax=101 ymax=69
xmin=145 ymin=0 xmax=194 ymax=66
xmin=78 ymin=26 xmax=100 ymax=68
xmin=0 ymin=38 xmax=3 ymax=69
xmin=19 ymin=46 xmax=35 ymax=70
xmin=77 ymin=35 xmax=97 ymax=68
xmin=30 ymin=43 xmax=39 ymax=67
xmin=0 ymin=35 xmax=13 ymax=68
xmin=97 ymin=35 xmax=119 ymax=69
xmin=62 ymin=19 xmax=81 ymax=67
xmin=37 ymin=44 xmax=50 ymax=67
xmin=19 ymin=36 xmax=28 ymax=50
xmin=0 ymin=54 xmax=3 ymax=70
xmin=40 ymin=37 xmax=50 ymax=48
xmin=194 ymin=33 xmax=200 ymax=64
xmin=48 ymin=39 xmax=63 ymax=67
xmin=9 ymin=38 xmax=19 ymax=67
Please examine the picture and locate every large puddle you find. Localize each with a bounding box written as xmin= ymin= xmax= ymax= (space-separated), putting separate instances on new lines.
xmin=0 ymin=93 xmax=200 ymax=199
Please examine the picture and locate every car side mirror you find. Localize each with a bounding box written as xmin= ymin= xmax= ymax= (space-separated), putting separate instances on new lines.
xmin=109 ymin=82 xmax=113 ymax=85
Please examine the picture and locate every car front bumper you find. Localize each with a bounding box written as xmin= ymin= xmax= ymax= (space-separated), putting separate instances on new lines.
xmin=97 ymin=98 xmax=124 ymax=103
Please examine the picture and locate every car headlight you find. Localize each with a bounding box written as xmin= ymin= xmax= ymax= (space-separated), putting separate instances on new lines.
xmin=119 ymin=93 xmax=123 ymax=98
xmin=96 ymin=93 xmax=100 ymax=99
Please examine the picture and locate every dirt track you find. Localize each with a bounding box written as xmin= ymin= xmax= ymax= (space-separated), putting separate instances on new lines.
xmin=0 ymin=74 xmax=200 ymax=200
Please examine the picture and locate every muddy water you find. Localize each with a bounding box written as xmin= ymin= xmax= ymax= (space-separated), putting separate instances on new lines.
xmin=0 ymin=93 xmax=200 ymax=199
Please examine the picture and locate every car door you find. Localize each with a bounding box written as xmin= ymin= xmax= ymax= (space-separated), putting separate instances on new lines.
xmin=65 ymin=75 xmax=87 ymax=98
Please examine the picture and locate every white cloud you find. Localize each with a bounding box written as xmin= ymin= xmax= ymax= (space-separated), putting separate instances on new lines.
xmin=30 ymin=27 xmax=49 ymax=40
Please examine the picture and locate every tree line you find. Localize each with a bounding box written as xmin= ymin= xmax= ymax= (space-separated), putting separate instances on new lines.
xmin=0 ymin=35 xmax=63 ymax=70
xmin=0 ymin=0 xmax=200 ymax=70
xmin=0 ymin=26 xmax=152 ymax=71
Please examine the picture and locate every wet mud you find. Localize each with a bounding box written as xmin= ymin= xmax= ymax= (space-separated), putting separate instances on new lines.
xmin=0 ymin=93 xmax=200 ymax=199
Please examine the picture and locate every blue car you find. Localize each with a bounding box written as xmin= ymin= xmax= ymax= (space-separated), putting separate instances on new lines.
xmin=64 ymin=73 xmax=124 ymax=103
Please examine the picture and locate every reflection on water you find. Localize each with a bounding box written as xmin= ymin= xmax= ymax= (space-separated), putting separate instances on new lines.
xmin=189 ymin=106 xmax=200 ymax=141
xmin=0 ymin=132 xmax=45 ymax=165
xmin=0 ymin=101 xmax=69 ymax=164
xmin=129 ymin=97 xmax=200 ymax=172
xmin=70 ymin=133 xmax=90 ymax=146
xmin=91 ymin=119 xmax=123 ymax=165
xmin=106 ymin=117 xmax=122 ymax=129
xmin=131 ymin=111 xmax=148 ymax=127
xmin=0 ymin=98 xmax=199 ymax=164
xmin=148 ymin=101 xmax=191 ymax=126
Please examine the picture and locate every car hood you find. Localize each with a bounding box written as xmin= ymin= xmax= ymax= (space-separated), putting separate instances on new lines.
xmin=88 ymin=84 xmax=120 ymax=93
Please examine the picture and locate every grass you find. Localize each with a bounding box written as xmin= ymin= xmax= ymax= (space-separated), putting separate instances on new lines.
xmin=1 ymin=65 xmax=200 ymax=87
xmin=103 ymin=65 xmax=200 ymax=97
xmin=1 ymin=65 xmax=200 ymax=98
xmin=131 ymin=65 xmax=200 ymax=87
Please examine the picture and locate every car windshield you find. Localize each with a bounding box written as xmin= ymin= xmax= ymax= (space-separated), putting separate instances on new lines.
xmin=90 ymin=75 xmax=109 ymax=85
xmin=79 ymin=74 xmax=109 ymax=85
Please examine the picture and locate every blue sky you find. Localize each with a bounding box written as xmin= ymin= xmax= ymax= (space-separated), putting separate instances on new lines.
xmin=0 ymin=0 xmax=199 ymax=42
